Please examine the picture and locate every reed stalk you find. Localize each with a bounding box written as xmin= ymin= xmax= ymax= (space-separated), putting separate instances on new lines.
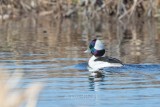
xmin=0 ymin=0 xmax=160 ymax=20
xmin=0 ymin=70 xmax=43 ymax=107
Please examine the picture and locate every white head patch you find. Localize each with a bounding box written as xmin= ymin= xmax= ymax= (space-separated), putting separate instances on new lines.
xmin=94 ymin=40 xmax=105 ymax=50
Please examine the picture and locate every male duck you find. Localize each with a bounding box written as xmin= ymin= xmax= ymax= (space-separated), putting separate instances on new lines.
xmin=86 ymin=39 xmax=123 ymax=71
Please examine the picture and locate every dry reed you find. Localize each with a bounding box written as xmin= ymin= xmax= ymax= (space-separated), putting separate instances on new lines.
xmin=0 ymin=70 xmax=43 ymax=107
xmin=0 ymin=0 xmax=160 ymax=20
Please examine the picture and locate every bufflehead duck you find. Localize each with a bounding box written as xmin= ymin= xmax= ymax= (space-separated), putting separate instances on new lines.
xmin=86 ymin=39 xmax=123 ymax=71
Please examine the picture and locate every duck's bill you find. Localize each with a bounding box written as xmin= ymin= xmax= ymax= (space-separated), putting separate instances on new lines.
xmin=84 ymin=49 xmax=90 ymax=53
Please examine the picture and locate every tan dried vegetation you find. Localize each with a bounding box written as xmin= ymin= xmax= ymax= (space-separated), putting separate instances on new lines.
xmin=0 ymin=0 xmax=160 ymax=20
xmin=0 ymin=70 xmax=43 ymax=107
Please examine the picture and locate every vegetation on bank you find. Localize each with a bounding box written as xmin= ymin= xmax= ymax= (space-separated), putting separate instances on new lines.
xmin=0 ymin=0 xmax=160 ymax=20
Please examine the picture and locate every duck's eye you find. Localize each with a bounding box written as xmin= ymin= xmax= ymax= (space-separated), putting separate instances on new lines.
xmin=89 ymin=40 xmax=96 ymax=49
xmin=89 ymin=44 xmax=94 ymax=49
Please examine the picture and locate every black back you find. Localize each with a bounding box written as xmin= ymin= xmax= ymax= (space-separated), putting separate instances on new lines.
xmin=94 ymin=56 xmax=123 ymax=64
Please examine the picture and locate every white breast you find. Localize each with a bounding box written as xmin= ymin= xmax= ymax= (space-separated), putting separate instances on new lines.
xmin=88 ymin=56 xmax=122 ymax=71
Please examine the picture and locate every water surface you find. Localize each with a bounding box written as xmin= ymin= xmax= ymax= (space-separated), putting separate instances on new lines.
xmin=0 ymin=16 xmax=160 ymax=107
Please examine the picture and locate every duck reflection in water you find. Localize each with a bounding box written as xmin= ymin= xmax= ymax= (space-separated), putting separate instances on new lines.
xmin=88 ymin=70 xmax=105 ymax=91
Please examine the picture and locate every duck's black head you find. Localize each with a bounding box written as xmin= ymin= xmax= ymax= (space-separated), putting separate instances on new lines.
xmin=89 ymin=39 xmax=105 ymax=57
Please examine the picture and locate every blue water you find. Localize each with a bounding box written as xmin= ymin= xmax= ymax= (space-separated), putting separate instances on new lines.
xmin=0 ymin=57 xmax=160 ymax=107
xmin=0 ymin=16 xmax=160 ymax=107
